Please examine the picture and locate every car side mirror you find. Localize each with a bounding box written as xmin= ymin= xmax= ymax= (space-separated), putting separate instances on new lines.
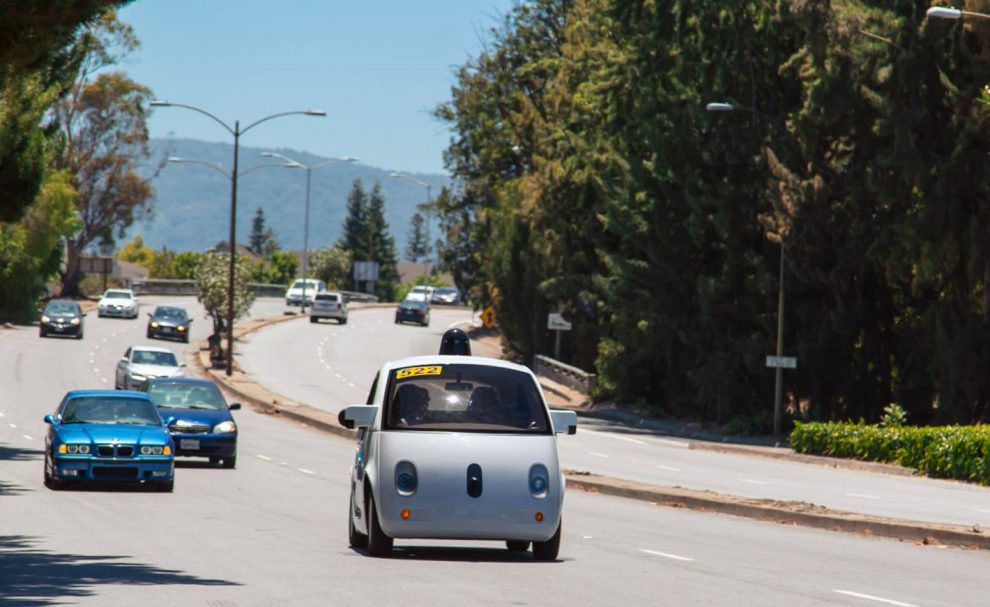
xmin=550 ymin=410 xmax=578 ymax=435
xmin=44 ymin=414 xmax=55 ymax=425
xmin=147 ymin=312 xmax=152 ymax=317
xmin=339 ymin=405 xmax=377 ymax=430
xmin=228 ymin=403 xmax=241 ymax=411
xmin=164 ymin=416 xmax=176 ymax=426
xmin=179 ymin=363 xmax=187 ymax=368
xmin=120 ymin=356 xmax=128 ymax=362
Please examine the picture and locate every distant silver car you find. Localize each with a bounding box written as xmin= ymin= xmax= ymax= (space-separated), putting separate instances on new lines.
xmin=340 ymin=355 xmax=577 ymax=560
xmin=430 ymin=287 xmax=461 ymax=305
xmin=98 ymin=289 xmax=139 ymax=318
xmin=115 ymin=346 xmax=185 ymax=390
xmin=310 ymin=291 xmax=348 ymax=324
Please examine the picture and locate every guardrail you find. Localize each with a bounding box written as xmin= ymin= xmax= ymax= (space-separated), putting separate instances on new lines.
xmin=132 ymin=280 xmax=380 ymax=302
xmin=534 ymin=354 xmax=596 ymax=396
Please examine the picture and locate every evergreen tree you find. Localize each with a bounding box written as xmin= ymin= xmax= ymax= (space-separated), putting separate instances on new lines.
xmin=248 ymin=206 xmax=278 ymax=257
xmin=404 ymin=213 xmax=430 ymax=262
xmin=365 ymin=183 xmax=400 ymax=301
xmin=338 ymin=179 xmax=370 ymax=261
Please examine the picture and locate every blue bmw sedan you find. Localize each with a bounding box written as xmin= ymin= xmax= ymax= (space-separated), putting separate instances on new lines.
xmin=44 ymin=390 xmax=175 ymax=491
xmin=139 ymin=378 xmax=240 ymax=468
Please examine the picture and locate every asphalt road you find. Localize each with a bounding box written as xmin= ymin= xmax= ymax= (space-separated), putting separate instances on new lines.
xmin=1 ymin=297 xmax=988 ymax=606
xmin=239 ymin=306 xmax=990 ymax=528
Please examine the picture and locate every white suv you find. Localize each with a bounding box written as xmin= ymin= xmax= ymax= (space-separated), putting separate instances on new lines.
xmin=98 ymin=289 xmax=139 ymax=318
xmin=405 ymin=285 xmax=435 ymax=303
xmin=285 ymin=279 xmax=326 ymax=307
xmin=310 ymin=291 xmax=348 ymax=324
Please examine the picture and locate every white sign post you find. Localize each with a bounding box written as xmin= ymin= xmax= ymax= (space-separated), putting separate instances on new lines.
xmin=548 ymin=313 xmax=572 ymax=360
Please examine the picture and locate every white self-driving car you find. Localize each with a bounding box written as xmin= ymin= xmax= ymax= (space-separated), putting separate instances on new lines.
xmin=339 ymin=355 xmax=577 ymax=560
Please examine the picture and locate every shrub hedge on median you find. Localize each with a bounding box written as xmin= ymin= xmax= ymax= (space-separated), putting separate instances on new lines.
xmin=790 ymin=422 xmax=990 ymax=486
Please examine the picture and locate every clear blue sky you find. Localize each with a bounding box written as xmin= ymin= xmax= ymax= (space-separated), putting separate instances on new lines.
xmin=118 ymin=0 xmax=514 ymax=175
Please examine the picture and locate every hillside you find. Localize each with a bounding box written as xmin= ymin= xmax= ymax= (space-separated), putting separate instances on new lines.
xmin=129 ymin=138 xmax=449 ymax=254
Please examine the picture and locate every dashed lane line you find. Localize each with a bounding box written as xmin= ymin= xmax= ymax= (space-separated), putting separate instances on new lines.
xmin=9 ymin=423 xmax=18 ymax=429
xmin=832 ymin=590 xmax=917 ymax=607
xmin=255 ymin=454 xmax=273 ymax=461
xmin=297 ymin=468 xmax=317 ymax=475
xmin=656 ymin=465 xmax=681 ymax=472
xmin=22 ymin=434 xmax=33 ymax=440
xmin=639 ymin=549 xmax=695 ymax=562
xmin=737 ymin=478 xmax=769 ymax=485
xmin=589 ymin=451 xmax=611 ymax=459
xmin=845 ymin=493 xmax=882 ymax=500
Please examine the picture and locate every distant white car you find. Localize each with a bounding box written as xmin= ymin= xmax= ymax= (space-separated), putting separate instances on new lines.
xmin=404 ymin=285 xmax=435 ymax=303
xmin=115 ymin=346 xmax=185 ymax=390
xmin=339 ymin=354 xmax=577 ymax=559
xmin=98 ymin=289 xmax=139 ymax=319
xmin=285 ymin=279 xmax=326 ymax=307
xmin=310 ymin=291 xmax=348 ymax=324
xmin=431 ymin=287 xmax=461 ymax=305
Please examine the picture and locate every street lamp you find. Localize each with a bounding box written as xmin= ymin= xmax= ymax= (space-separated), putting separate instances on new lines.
xmin=389 ymin=171 xmax=437 ymax=267
xmin=261 ymin=151 xmax=358 ymax=311
xmin=926 ymin=6 xmax=990 ymax=20
xmin=707 ymin=100 xmax=790 ymax=438
xmin=152 ymin=100 xmax=325 ymax=376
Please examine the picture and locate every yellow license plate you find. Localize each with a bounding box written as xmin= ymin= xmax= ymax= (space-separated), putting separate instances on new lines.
xmin=395 ymin=365 xmax=443 ymax=380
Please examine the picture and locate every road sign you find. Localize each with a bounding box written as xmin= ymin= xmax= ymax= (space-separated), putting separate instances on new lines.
xmin=766 ymin=356 xmax=797 ymax=369
xmin=480 ymin=306 xmax=496 ymax=329
xmin=547 ymin=313 xmax=572 ymax=331
xmin=352 ymin=261 xmax=380 ymax=281
xmin=79 ymin=256 xmax=114 ymax=275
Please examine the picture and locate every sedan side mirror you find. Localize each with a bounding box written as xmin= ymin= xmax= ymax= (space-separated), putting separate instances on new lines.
xmin=228 ymin=403 xmax=241 ymax=411
xmin=164 ymin=416 xmax=176 ymax=426
xmin=147 ymin=312 xmax=152 ymax=317
xmin=120 ymin=356 xmax=129 ymax=363
xmin=43 ymin=414 xmax=55 ymax=425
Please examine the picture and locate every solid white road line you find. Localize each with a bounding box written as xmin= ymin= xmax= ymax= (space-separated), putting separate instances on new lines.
xmin=639 ymin=549 xmax=695 ymax=562
xmin=255 ymin=454 xmax=273 ymax=461
xmin=832 ymin=590 xmax=917 ymax=607
xmin=22 ymin=435 xmax=33 ymax=440
xmin=845 ymin=493 xmax=882 ymax=500
xmin=737 ymin=478 xmax=769 ymax=485
xmin=589 ymin=451 xmax=611 ymax=459
xmin=0 ymin=412 xmax=5 ymax=417
xmin=656 ymin=465 xmax=681 ymax=472
xmin=652 ymin=438 xmax=689 ymax=448
xmin=9 ymin=423 xmax=17 ymax=429
xmin=297 ymin=468 xmax=316 ymax=475
xmin=447 ymin=319 xmax=471 ymax=329
xmin=976 ymin=508 xmax=990 ymax=514
xmin=581 ymin=428 xmax=647 ymax=445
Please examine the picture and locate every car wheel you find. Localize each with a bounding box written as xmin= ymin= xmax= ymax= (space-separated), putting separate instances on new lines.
xmin=76 ymin=331 xmax=84 ymax=340
xmin=156 ymin=479 xmax=174 ymax=492
xmin=182 ymin=333 xmax=189 ymax=343
xmin=348 ymin=491 xmax=368 ymax=549
xmin=532 ymin=520 xmax=562 ymax=561
xmin=340 ymin=318 xmax=347 ymax=325
xmin=39 ymin=329 xmax=46 ymax=338
xmin=222 ymin=456 xmax=236 ymax=469
xmin=506 ymin=541 xmax=530 ymax=552
xmin=43 ymin=455 xmax=63 ymax=490
xmin=365 ymin=496 xmax=393 ymax=557
xmin=310 ymin=316 xmax=318 ymax=324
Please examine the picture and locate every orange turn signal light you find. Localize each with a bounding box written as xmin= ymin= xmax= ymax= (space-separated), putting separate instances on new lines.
xmin=401 ymin=508 xmax=411 ymax=520
xmin=163 ymin=446 xmax=172 ymax=455
xmin=535 ymin=512 xmax=544 ymax=522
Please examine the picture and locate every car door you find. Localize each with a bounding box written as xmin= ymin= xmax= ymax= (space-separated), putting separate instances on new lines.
xmin=116 ymin=347 xmax=132 ymax=386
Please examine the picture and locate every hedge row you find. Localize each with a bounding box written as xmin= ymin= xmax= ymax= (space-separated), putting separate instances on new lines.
xmin=789 ymin=422 xmax=990 ymax=485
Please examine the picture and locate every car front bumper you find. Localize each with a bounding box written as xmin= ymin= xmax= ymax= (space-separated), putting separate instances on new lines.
xmin=311 ymin=309 xmax=346 ymax=319
xmin=377 ymin=498 xmax=561 ymax=542
xmin=100 ymin=306 xmax=136 ymax=317
xmin=395 ymin=312 xmax=427 ymax=323
xmin=52 ymin=456 xmax=174 ymax=482
xmin=41 ymin=321 xmax=81 ymax=335
xmin=170 ymin=433 xmax=236 ymax=458
xmin=148 ymin=324 xmax=188 ymax=339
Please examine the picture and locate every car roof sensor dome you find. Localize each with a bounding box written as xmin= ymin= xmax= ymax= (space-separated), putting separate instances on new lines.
xmin=439 ymin=328 xmax=471 ymax=355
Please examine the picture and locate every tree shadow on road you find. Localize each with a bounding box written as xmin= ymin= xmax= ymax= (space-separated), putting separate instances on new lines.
xmin=0 ymin=443 xmax=43 ymax=496
xmin=0 ymin=535 xmax=240 ymax=606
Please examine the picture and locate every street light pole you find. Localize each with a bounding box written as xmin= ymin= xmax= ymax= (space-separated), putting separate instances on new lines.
xmin=390 ymin=172 xmax=438 ymax=268
xmin=261 ymin=152 xmax=358 ymax=311
xmin=151 ymin=100 xmax=325 ymax=375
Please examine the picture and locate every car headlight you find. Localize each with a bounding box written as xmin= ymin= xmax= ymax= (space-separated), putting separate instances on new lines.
xmin=150 ymin=321 xmax=159 ymax=328
xmin=140 ymin=445 xmax=165 ymax=455
xmin=41 ymin=315 xmax=50 ymax=323
xmin=212 ymin=420 xmax=237 ymax=434
xmin=70 ymin=318 xmax=81 ymax=325
xmin=131 ymin=372 xmax=147 ymax=381
xmin=529 ymin=464 xmax=549 ymax=498
xmin=394 ymin=460 xmax=418 ymax=496
xmin=177 ymin=325 xmax=186 ymax=331
xmin=62 ymin=444 xmax=91 ymax=454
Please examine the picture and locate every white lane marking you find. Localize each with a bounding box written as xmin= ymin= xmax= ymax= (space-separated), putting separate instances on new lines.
xmin=845 ymin=493 xmax=882 ymax=500
xmin=737 ymin=478 xmax=769 ymax=485
xmin=100 ymin=378 xmax=108 ymax=384
xmin=653 ymin=438 xmax=689 ymax=448
xmin=22 ymin=434 xmax=33 ymax=440
xmin=656 ymin=465 xmax=681 ymax=472
xmin=589 ymin=451 xmax=611 ymax=459
xmin=279 ymin=461 xmax=288 ymax=466
xmin=297 ymin=468 xmax=316 ymax=475
xmin=975 ymin=508 xmax=990 ymax=514
xmin=447 ymin=319 xmax=471 ymax=329
xmin=101 ymin=338 xmax=108 ymax=343
xmin=832 ymin=590 xmax=917 ymax=607
xmin=92 ymin=367 xmax=100 ymax=373
xmin=9 ymin=423 xmax=17 ymax=429
xmin=639 ymin=549 xmax=695 ymax=562
xmin=334 ymin=373 xmax=342 ymax=379
xmin=93 ymin=345 xmax=99 ymax=350
xmin=256 ymin=454 xmax=273 ymax=461
xmin=0 ymin=412 xmax=5 ymax=417
xmin=581 ymin=535 xmax=593 ymax=539
xmin=347 ymin=382 xmax=357 ymax=388
xmin=581 ymin=428 xmax=647 ymax=445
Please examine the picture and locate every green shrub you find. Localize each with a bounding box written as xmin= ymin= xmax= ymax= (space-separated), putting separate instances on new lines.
xmin=790 ymin=422 xmax=990 ymax=485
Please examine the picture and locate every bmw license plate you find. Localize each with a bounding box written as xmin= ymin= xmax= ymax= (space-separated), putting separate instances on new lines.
xmin=180 ymin=439 xmax=200 ymax=451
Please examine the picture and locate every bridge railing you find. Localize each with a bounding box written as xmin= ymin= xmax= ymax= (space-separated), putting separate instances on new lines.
xmin=534 ymin=354 xmax=595 ymax=396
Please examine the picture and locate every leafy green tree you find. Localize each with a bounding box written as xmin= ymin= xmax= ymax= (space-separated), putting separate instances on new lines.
xmin=267 ymin=251 xmax=298 ymax=285
xmin=117 ymin=234 xmax=154 ymax=269
xmin=309 ymin=246 xmax=353 ymax=289
xmin=249 ymin=206 xmax=279 ymax=257
xmin=195 ymin=251 xmax=256 ymax=354
xmin=404 ymin=212 xmax=431 ymax=262
xmin=171 ymin=251 xmax=202 ymax=279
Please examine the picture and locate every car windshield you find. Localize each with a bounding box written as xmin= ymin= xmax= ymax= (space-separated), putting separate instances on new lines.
xmin=45 ymin=302 xmax=78 ymax=315
xmin=104 ymin=291 xmax=132 ymax=299
xmin=436 ymin=288 xmax=457 ymax=295
xmin=383 ymin=363 xmax=550 ymax=434
xmin=155 ymin=307 xmax=186 ymax=319
xmin=411 ymin=287 xmax=428 ymax=293
xmin=132 ymin=350 xmax=178 ymax=367
xmin=61 ymin=396 xmax=162 ymax=425
xmin=146 ymin=383 xmax=226 ymax=410
xmin=291 ymin=281 xmax=319 ymax=289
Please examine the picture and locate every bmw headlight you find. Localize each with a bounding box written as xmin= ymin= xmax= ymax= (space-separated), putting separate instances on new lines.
xmin=64 ymin=444 xmax=91 ymax=454
xmin=212 ymin=420 xmax=237 ymax=434
xmin=140 ymin=445 xmax=165 ymax=455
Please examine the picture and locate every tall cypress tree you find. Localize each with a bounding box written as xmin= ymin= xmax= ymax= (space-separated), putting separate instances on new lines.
xmin=365 ymin=183 xmax=400 ymax=301
xmin=338 ymin=179 xmax=370 ymax=260
xmin=405 ymin=213 xmax=430 ymax=262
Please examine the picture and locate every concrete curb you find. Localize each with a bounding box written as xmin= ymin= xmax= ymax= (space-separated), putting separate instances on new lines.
xmin=564 ymin=472 xmax=990 ymax=551
xmin=185 ymin=305 xmax=990 ymax=552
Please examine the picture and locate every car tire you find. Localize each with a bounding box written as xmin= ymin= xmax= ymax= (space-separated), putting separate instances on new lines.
xmin=532 ymin=520 xmax=562 ymax=561
xmin=506 ymin=541 xmax=530 ymax=552
xmin=348 ymin=492 xmax=368 ymax=549
xmin=156 ymin=480 xmax=174 ymax=492
xmin=39 ymin=329 xmax=46 ymax=338
xmin=44 ymin=455 xmax=63 ymax=490
xmin=340 ymin=318 xmax=347 ymax=325
xmin=310 ymin=316 xmax=318 ymax=324
xmin=222 ymin=456 xmax=236 ymax=469
xmin=182 ymin=333 xmax=189 ymax=343
xmin=76 ymin=331 xmax=83 ymax=340
xmin=365 ymin=496 xmax=393 ymax=557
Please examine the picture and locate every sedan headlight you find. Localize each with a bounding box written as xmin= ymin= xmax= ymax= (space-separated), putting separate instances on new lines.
xmin=140 ymin=445 xmax=165 ymax=455
xmin=150 ymin=321 xmax=159 ymax=328
xmin=70 ymin=318 xmax=81 ymax=325
xmin=177 ymin=325 xmax=186 ymax=331
xmin=60 ymin=444 xmax=91 ymax=454
xmin=41 ymin=315 xmax=50 ymax=323
xmin=131 ymin=372 xmax=147 ymax=381
xmin=212 ymin=420 xmax=237 ymax=434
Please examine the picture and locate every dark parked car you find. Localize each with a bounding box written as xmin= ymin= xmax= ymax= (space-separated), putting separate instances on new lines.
xmin=395 ymin=299 xmax=431 ymax=327
xmin=147 ymin=306 xmax=192 ymax=342
xmin=139 ymin=378 xmax=240 ymax=468
xmin=40 ymin=300 xmax=86 ymax=339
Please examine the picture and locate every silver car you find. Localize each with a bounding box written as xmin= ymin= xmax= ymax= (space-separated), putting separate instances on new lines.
xmin=340 ymin=355 xmax=577 ymax=560
xmin=310 ymin=291 xmax=348 ymax=324
xmin=97 ymin=289 xmax=139 ymax=318
xmin=115 ymin=346 xmax=185 ymax=390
